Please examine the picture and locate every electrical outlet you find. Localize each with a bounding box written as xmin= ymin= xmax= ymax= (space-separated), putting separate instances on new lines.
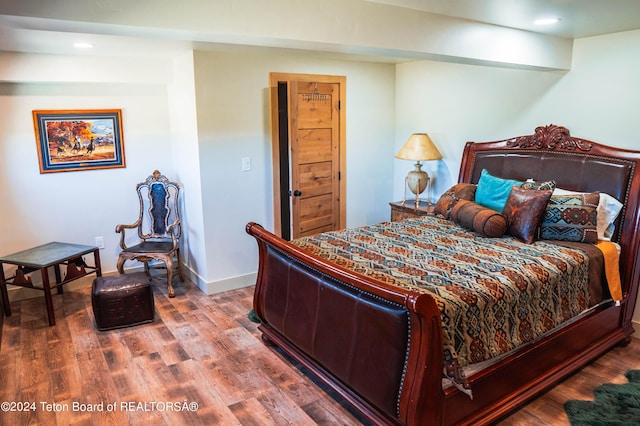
xmin=242 ymin=157 xmax=251 ymax=171
xmin=95 ymin=236 xmax=104 ymax=249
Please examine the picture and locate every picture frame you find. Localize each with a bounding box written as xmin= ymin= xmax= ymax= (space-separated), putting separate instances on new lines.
xmin=33 ymin=109 xmax=126 ymax=173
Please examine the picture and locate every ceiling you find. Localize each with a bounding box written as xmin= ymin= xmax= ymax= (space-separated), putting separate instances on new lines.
xmin=369 ymin=0 xmax=640 ymax=39
xmin=0 ymin=0 xmax=638 ymax=60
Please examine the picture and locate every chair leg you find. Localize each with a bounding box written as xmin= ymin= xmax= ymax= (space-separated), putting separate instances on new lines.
xmin=120 ymin=254 xmax=178 ymax=297
xmin=165 ymin=258 xmax=175 ymax=298
xmin=116 ymin=257 xmax=126 ymax=274
xmin=176 ymin=248 xmax=186 ymax=282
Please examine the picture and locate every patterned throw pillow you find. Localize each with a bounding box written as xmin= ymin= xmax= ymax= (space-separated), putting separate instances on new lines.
xmin=554 ymin=188 xmax=623 ymax=241
xmin=521 ymin=179 xmax=556 ymax=191
xmin=502 ymin=186 xmax=553 ymax=244
xmin=539 ymin=192 xmax=599 ymax=243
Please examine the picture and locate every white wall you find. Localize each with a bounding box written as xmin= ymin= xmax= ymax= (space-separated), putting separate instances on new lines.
xmin=509 ymin=29 xmax=640 ymax=150
xmin=394 ymin=60 xmax=565 ymax=200
xmin=0 ymin=52 xmax=181 ymax=304
xmin=192 ymin=49 xmax=396 ymax=293
xmin=0 ymin=79 xmax=173 ymax=272
xmin=395 ymin=29 xmax=640 ymax=192
xmin=167 ymin=51 xmax=209 ymax=291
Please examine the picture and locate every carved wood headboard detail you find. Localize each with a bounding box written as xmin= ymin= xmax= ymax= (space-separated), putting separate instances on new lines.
xmin=505 ymin=124 xmax=594 ymax=152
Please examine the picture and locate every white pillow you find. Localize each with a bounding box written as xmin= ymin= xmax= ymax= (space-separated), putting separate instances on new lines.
xmin=597 ymin=193 xmax=624 ymax=240
xmin=552 ymin=188 xmax=623 ymax=241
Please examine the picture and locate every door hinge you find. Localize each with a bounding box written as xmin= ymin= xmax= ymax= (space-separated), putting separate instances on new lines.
xmin=338 ymin=100 xmax=341 ymax=110
xmin=338 ymin=171 xmax=341 ymax=180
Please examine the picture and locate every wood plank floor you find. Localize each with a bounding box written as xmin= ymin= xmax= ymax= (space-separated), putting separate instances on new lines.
xmin=1 ymin=275 xmax=639 ymax=425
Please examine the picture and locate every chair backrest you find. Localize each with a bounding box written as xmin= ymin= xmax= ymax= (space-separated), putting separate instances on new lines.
xmin=135 ymin=170 xmax=181 ymax=240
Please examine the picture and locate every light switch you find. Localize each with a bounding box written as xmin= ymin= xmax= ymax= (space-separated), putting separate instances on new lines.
xmin=95 ymin=236 xmax=104 ymax=249
xmin=242 ymin=157 xmax=251 ymax=171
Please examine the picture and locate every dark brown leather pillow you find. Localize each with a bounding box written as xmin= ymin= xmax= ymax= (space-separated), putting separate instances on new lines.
xmin=449 ymin=199 xmax=507 ymax=238
xmin=502 ymin=186 xmax=553 ymax=244
xmin=434 ymin=183 xmax=477 ymax=219
xmin=452 ymin=183 xmax=477 ymax=201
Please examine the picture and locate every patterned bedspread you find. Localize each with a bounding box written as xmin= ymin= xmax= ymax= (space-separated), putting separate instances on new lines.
xmin=292 ymin=215 xmax=592 ymax=370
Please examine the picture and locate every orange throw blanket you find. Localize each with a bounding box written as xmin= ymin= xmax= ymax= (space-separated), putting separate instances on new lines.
xmin=596 ymin=241 xmax=622 ymax=303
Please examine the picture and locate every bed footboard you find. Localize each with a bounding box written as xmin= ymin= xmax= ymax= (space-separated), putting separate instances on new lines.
xmin=247 ymin=222 xmax=444 ymax=425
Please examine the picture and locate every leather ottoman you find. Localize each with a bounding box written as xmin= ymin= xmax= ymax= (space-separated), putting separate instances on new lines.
xmin=91 ymin=272 xmax=154 ymax=331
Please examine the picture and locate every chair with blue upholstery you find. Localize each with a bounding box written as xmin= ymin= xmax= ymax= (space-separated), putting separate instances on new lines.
xmin=115 ymin=170 xmax=185 ymax=297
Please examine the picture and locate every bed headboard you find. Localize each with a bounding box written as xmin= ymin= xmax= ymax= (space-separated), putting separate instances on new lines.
xmin=458 ymin=124 xmax=640 ymax=321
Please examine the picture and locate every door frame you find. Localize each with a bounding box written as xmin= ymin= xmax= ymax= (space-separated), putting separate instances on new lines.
xmin=269 ymin=72 xmax=346 ymax=238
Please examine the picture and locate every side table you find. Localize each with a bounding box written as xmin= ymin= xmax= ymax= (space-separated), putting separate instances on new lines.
xmin=389 ymin=201 xmax=435 ymax=221
xmin=0 ymin=242 xmax=101 ymax=326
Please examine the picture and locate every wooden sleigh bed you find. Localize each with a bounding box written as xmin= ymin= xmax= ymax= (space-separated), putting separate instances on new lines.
xmin=246 ymin=125 xmax=640 ymax=425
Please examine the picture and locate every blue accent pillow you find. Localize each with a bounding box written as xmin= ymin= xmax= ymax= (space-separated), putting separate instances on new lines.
xmin=475 ymin=169 xmax=523 ymax=212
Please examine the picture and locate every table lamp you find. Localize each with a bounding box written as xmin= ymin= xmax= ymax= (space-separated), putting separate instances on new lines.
xmin=395 ymin=133 xmax=443 ymax=207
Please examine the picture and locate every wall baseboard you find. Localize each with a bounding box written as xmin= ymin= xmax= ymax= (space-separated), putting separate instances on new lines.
xmin=179 ymin=263 xmax=255 ymax=295
xmin=204 ymin=273 xmax=257 ymax=295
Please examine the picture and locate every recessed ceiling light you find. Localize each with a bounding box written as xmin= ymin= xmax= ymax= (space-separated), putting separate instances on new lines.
xmin=73 ymin=42 xmax=94 ymax=49
xmin=534 ymin=18 xmax=561 ymax=26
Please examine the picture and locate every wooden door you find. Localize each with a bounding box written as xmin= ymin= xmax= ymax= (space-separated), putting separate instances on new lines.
xmin=290 ymin=81 xmax=340 ymax=238
xmin=269 ymin=73 xmax=346 ymax=239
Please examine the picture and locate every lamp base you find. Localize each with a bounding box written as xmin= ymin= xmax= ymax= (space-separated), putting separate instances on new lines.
xmin=402 ymin=173 xmax=432 ymax=208
xmin=406 ymin=162 xmax=428 ymax=194
xmin=402 ymin=170 xmax=431 ymax=209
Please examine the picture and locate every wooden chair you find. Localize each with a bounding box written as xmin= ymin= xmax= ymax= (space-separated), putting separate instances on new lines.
xmin=115 ymin=170 xmax=185 ymax=297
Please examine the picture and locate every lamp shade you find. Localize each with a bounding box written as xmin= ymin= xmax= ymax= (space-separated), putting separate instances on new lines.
xmin=395 ymin=133 xmax=443 ymax=161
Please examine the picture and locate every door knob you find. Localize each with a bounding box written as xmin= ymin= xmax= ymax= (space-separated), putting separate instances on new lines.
xmin=293 ymin=190 xmax=302 ymax=197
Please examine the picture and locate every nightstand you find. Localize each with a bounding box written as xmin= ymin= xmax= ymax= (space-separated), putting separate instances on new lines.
xmin=389 ymin=201 xmax=435 ymax=221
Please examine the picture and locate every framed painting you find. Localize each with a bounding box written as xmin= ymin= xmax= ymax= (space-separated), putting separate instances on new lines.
xmin=33 ymin=109 xmax=126 ymax=173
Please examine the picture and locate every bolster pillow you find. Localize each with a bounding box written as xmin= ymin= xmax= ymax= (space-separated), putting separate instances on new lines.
xmin=434 ymin=183 xmax=477 ymax=219
xmin=449 ymin=199 xmax=507 ymax=238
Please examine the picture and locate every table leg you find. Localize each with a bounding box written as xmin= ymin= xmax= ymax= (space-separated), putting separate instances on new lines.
xmin=93 ymin=249 xmax=102 ymax=277
xmin=0 ymin=262 xmax=11 ymax=316
xmin=54 ymin=264 xmax=63 ymax=295
xmin=41 ymin=267 xmax=56 ymax=326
